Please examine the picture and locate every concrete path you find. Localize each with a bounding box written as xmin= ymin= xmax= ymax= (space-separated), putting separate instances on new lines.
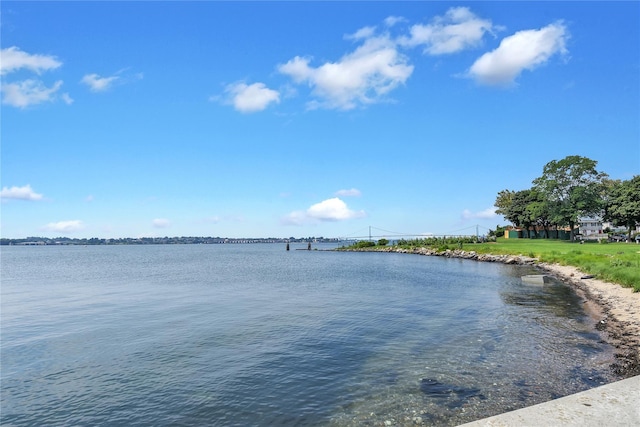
xmin=458 ymin=375 xmax=639 ymax=426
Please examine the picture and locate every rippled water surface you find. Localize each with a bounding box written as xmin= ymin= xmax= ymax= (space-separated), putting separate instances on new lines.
xmin=1 ymin=244 xmax=617 ymax=426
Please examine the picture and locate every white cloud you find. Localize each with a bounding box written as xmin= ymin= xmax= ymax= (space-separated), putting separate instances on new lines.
xmin=346 ymin=26 xmax=376 ymax=41
xmin=223 ymin=10 xmax=567 ymax=112
xmin=1 ymin=79 xmax=63 ymax=108
xmin=0 ymin=47 xmax=69 ymax=108
xmin=224 ymin=82 xmax=280 ymax=113
xmin=384 ymin=16 xmax=406 ymax=28
xmin=0 ymin=184 xmax=44 ymax=201
xmin=335 ymin=188 xmax=362 ymax=197
xmin=308 ymin=198 xmax=365 ymax=221
xmin=81 ymin=69 xmax=143 ymax=93
xmin=468 ymin=21 xmax=568 ymax=86
xmin=278 ymin=32 xmax=413 ymax=110
xmin=61 ymin=92 xmax=74 ymax=105
xmin=0 ymin=46 xmax=62 ymax=75
xmin=282 ymin=197 xmax=366 ymax=225
xmin=152 ymin=218 xmax=171 ymax=228
xmin=398 ymin=7 xmax=496 ymax=55
xmin=42 ymin=220 xmax=84 ymax=234
xmin=461 ymin=207 xmax=498 ymax=220
xmin=81 ymin=73 xmax=119 ymax=92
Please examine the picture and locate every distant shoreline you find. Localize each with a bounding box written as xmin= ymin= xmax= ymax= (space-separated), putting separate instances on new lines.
xmin=0 ymin=237 xmax=341 ymax=246
xmin=340 ymin=245 xmax=640 ymax=378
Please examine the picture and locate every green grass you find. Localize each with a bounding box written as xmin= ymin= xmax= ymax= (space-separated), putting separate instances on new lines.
xmin=400 ymin=238 xmax=640 ymax=292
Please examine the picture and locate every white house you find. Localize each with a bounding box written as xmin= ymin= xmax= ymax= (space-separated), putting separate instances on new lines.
xmin=578 ymin=217 xmax=603 ymax=238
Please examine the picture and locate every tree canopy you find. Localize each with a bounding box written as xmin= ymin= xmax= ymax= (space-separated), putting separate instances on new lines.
xmin=604 ymin=176 xmax=640 ymax=240
xmin=494 ymin=155 xmax=639 ymax=240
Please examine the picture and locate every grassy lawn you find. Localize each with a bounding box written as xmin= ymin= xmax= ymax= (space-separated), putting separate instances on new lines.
xmin=459 ymin=238 xmax=640 ymax=292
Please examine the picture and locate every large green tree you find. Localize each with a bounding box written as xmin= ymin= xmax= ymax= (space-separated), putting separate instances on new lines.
xmin=604 ymin=176 xmax=640 ymax=240
xmin=526 ymin=188 xmax=556 ymax=238
xmin=532 ymin=155 xmax=608 ymax=241
xmin=509 ymin=190 xmax=537 ymax=234
xmin=494 ymin=189 xmax=539 ymax=236
xmin=495 ymin=189 xmax=516 ymax=222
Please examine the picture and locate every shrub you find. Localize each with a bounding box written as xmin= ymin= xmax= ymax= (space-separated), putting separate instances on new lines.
xmin=354 ymin=240 xmax=376 ymax=249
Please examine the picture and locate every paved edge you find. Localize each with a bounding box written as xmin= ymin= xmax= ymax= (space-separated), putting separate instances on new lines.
xmin=457 ymin=375 xmax=640 ymax=426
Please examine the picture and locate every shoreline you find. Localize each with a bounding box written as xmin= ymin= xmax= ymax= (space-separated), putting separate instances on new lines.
xmin=341 ymin=246 xmax=640 ymax=378
xmin=538 ymin=261 xmax=640 ymax=377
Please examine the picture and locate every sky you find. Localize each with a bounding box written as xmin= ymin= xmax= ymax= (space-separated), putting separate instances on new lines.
xmin=1 ymin=1 xmax=639 ymax=240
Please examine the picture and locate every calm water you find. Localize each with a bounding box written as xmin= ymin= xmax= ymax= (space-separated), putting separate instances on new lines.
xmin=1 ymin=244 xmax=617 ymax=426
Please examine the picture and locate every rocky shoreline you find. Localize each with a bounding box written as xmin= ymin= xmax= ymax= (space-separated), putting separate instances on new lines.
xmin=341 ymin=246 xmax=640 ymax=378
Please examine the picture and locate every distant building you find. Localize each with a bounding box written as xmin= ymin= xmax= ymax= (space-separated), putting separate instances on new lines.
xmin=503 ymin=226 xmax=572 ymax=240
xmin=578 ymin=217 xmax=603 ymax=239
xmin=601 ymin=221 xmax=628 ymax=234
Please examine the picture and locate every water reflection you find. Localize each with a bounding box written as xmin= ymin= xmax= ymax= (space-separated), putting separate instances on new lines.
xmin=501 ymin=276 xmax=587 ymax=318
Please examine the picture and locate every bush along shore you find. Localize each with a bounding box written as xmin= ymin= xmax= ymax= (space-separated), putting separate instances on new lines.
xmin=337 ymin=243 xmax=640 ymax=378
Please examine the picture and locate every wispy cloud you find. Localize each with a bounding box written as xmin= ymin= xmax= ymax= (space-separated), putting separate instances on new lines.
xmin=42 ymin=220 xmax=84 ymax=234
xmin=282 ymin=197 xmax=366 ymax=225
xmin=398 ymin=7 xmax=497 ymax=55
xmin=81 ymin=73 xmax=119 ymax=92
xmin=345 ymin=26 xmax=376 ymax=41
xmin=468 ymin=21 xmax=569 ymax=86
xmin=152 ymin=218 xmax=171 ymax=228
xmin=335 ymin=188 xmax=362 ymax=197
xmin=0 ymin=46 xmax=62 ymax=75
xmin=384 ymin=16 xmax=406 ymax=28
xmin=81 ymin=69 xmax=143 ymax=93
xmin=461 ymin=207 xmax=497 ymax=220
xmin=222 ymin=82 xmax=280 ymax=113
xmin=61 ymin=92 xmax=74 ymax=105
xmin=2 ymin=79 xmax=63 ymax=108
xmin=0 ymin=184 xmax=44 ymax=201
xmin=0 ymin=47 xmax=69 ymax=108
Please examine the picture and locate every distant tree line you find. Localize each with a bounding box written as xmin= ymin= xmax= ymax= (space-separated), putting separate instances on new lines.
xmin=340 ymin=236 xmax=487 ymax=252
xmin=494 ymin=155 xmax=640 ymax=241
xmin=0 ymin=236 xmax=340 ymax=246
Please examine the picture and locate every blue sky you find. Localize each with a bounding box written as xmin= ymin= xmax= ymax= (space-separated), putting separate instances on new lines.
xmin=1 ymin=1 xmax=638 ymax=239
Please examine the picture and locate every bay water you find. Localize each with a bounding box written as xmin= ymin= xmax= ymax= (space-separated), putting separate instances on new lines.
xmin=1 ymin=244 xmax=617 ymax=426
